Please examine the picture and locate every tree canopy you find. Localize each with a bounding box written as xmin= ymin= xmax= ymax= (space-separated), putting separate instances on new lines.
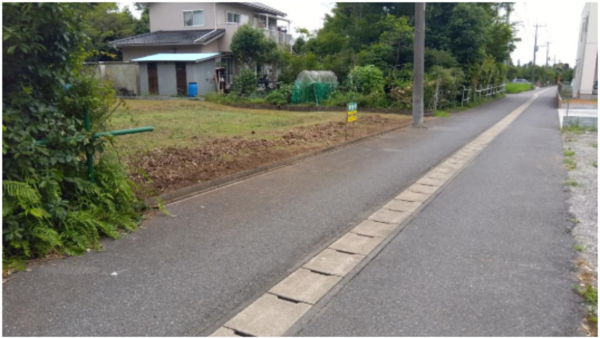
xmin=288 ymin=2 xmax=519 ymax=85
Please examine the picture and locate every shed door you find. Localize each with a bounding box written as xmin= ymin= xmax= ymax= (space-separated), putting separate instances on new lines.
xmin=147 ymin=62 xmax=159 ymax=95
xmin=176 ymin=62 xmax=187 ymax=96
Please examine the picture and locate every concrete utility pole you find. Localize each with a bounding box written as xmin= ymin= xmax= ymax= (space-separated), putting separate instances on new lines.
xmin=412 ymin=3 xmax=425 ymax=127
xmin=545 ymin=41 xmax=551 ymax=67
xmin=531 ymin=23 xmax=546 ymax=89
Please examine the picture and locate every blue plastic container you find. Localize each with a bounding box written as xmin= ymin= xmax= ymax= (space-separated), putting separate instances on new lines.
xmin=188 ymin=82 xmax=198 ymax=97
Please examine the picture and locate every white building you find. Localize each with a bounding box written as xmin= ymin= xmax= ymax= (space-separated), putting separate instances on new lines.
xmin=572 ymin=2 xmax=598 ymax=99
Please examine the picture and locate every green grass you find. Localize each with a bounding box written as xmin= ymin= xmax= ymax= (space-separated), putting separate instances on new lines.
xmin=592 ymin=143 xmax=597 ymax=149
xmin=109 ymin=100 xmax=409 ymax=155
xmin=575 ymin=284 xmax=598 ymax=324
xmin=563 ymin=149 xmax=575 ymax=157
xmin=434 ymin=110 xmax=450 ymax=118
xmin=574 ymin=244 xmax=585 ymax=252
xmin=564 ymin=158 xmax=577 ymax=170
xmin=570 ymin=218 xmax=580 ymax=224
xmin=593 ymin=161 xmax=597 ymax=168
xmin=562 ymin=121 xmax=598 ymax=134
xmin=459 ymin=94 xmax=506 ymax=111
xmin=505 ymin=83 xmax=532 ymax=94
xmin=564 ymin=179 xmax=579 ymax=187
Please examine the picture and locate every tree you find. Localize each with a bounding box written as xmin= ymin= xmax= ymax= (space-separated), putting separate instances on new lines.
xmin=134 ymin=3 xmax=150 ymax=35
xmin=446 ymin=3 xmax=490 ymax=66
xmin=292 ymin=37 xmax=306 ymax=54
xmin=231 ymin=25 xmax=279 ymax=68
xmin=81 ymin=3 xmax=144 ymax=61
xmin=348 ymin=65 xmax=385 ymax=94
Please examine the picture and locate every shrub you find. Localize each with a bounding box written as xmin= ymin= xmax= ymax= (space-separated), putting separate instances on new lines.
xmin=232 ymin=69 xmax=257 ymax=97
xmin=247 ymin=97 xmax=267 ymax=104
xmin=3 ymin=3 xmax=144 ymax=267
xmin=265 ymin=90 xmax=288 ymax=106
xmin=348 ymin=65 xmax=385 ymax=94
xmin=324 ymin=91 xmax=364 ymax=107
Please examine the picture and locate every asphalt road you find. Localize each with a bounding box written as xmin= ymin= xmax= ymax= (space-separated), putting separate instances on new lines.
xmin=298 ymin=89 xmax=583 ymax=336
xmin=4 ymin=92 xmax=541 ymax=336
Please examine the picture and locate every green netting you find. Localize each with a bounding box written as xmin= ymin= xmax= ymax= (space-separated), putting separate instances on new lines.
xmin=291 ymin=70 xmax=338 ymax=105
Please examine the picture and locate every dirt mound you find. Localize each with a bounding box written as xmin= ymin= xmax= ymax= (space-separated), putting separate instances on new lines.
xmin=127 ymin=115 xmax=410 ymax=197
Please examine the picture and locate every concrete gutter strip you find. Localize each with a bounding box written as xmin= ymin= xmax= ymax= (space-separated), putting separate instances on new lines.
xmin=208 ymin=89 xmax=551 ymax=337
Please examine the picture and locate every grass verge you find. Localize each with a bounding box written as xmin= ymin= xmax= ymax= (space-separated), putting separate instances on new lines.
xmin=562 ymin=122 xmax=598 ymax=135
xmin=505 ymin=83 xmax=532 ymax=93
xmin=110 ymin=99 xmax=412 ymax=197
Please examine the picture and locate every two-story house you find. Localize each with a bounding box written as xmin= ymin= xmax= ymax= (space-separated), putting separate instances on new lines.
xmin=109 ymin=2 xmax=291 ymax=96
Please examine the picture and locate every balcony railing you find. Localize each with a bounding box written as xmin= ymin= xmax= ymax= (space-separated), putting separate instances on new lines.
xmin=262 ymin=29 xmax=292 ymax=45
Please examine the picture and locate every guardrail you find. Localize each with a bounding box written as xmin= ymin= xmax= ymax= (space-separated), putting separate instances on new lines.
xmin=461 ymin=84 xmax=506 ymax=107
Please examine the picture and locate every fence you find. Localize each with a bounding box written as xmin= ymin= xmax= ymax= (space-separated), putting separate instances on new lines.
xmin=429 ymin=83 xmax=505 ymax=111
xmin=460 ymin=84 xmax=506 ymax=108
xmin=83 ymin=61 xmax=139 ymax=96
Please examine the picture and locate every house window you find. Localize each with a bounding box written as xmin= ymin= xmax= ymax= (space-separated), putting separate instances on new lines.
xmin=183 ymin=10 xmax=204 ymax=27
xmin=227 ymin=11 xmax=240 ymax=24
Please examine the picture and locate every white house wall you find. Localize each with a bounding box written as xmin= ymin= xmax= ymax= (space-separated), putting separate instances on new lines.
xmin=572 ymin=2 xmax=598 ymax=99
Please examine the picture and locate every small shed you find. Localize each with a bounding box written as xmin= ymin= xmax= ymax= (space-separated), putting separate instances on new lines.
xmin=132 ymin=53 xmax=221 ymax=97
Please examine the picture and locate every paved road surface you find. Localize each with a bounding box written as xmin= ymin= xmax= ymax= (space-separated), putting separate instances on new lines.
xmin=298 ymin=89 xmax=582 ymax=336
xmin=3 ymin=90 xmax=579 ymax=336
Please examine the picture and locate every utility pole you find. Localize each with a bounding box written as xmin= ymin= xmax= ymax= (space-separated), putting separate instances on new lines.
xmin=545 ymin=41 xmax=551 ymax=67
xmin=412 ymin=3 xmax=425 ymax=127
xmin=531 ymin=23 xmax=546 ymax=89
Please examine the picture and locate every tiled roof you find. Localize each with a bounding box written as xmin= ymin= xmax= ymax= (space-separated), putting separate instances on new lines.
xmin=109 ymin=29 xmax=225 ymax=47
xmin=242 ymin=2 xmax=287 ymax=17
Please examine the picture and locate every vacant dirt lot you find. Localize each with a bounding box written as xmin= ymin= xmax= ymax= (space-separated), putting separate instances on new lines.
xmin=110 ymin=100 xmax=412 ymax=196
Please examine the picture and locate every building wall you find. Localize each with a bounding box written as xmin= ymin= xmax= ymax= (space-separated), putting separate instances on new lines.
xmin=138 ymin=60 xmax=217 ymax=96
xmin=149 ymin=3 xmax=218 ymax=32
xmin=572 ymin=2 xmax=598 ymax=99
xmin=147 ymin=2 xmax=285 ymax=53
xmin=192 ymin=60 xmax=219 ymax=95
xmin=102 ymin=62 xmax=139 ymax=95
xmin=84 ymin=62 xmax=140 ymax=95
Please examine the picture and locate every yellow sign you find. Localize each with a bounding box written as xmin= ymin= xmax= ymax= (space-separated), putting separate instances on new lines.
xmin=347 ymin=102 xmax=357 ymax=123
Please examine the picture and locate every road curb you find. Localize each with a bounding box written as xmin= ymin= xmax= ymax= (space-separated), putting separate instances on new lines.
xmin=146 ymin=120 xmax=413 ymax=206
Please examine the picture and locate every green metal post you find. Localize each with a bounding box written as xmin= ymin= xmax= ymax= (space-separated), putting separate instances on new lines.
xmin=84 ymin=108 xmax=95 ymax=183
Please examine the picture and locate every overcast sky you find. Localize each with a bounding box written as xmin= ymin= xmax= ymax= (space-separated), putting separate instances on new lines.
xmin=121 ymin=1 xmax=587 ymax=66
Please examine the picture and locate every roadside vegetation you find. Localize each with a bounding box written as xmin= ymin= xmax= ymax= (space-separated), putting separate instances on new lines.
xmin=505 ymin=83 xmax=532 ymax=93
xmin=3 ymin=3 xmax=145 ymax=270
xmin=204 ymin=3 xmax=528 ymax=112
xmin=562 ymin=128 xmax=598 ymax=336
xmin=562 ymin=122 xmax=598 ymax=134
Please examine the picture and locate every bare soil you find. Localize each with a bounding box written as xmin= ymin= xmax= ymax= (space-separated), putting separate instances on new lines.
xmin=126 ymin=115 xmax=412 ymax=197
